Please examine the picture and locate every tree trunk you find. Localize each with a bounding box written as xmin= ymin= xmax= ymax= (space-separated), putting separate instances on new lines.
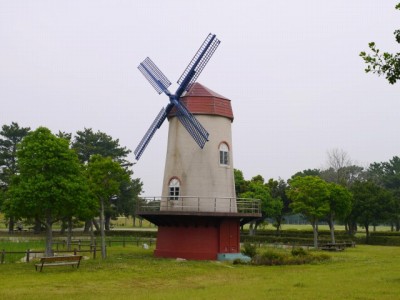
xmin=311 ymin=221 xmax=318 ymax=249
xmin=8 ymin=216 xmax=15 ymax=233
xmin=60 ymin=219 xmax=66 ymax=234
xmin=139 ymin=217 xmax=143 ymax=227
xmin=66 ymin=217 xmax=73 ymax=251
xmin=329 ymin=215 xmax=335 ymax=244
xmin=249 ymin=221 xmax=255 ymax=236
xmin=132 ymin=215 xmax=136 ymax=227
xmin=45 ymin=219 xmax=54 ymax=257
xmin=100 ymin=199 xmax=106 ymax=259
xmin=275 ymin=218 xmax=281 ymax=235
xmin=34 ymin=217 xmax=42 ymax=234
xmin=105 ymin=215 xmax=110 ymax=231
xmin=365 ymin=224 xmax=370 ymax=243
xmin=92 ymin=218 xmax=100 ymax=231
xmin=83 ymin=220 xmax=91 ymax=233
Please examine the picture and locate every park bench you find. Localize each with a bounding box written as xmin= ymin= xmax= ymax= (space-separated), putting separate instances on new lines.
xmin=35 ymin=255 xmax=82 ymax=272
xmin=320 ymin=241 xmax=356 ymax=251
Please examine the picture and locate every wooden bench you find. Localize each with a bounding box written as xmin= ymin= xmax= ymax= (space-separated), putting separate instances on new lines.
xmin=35 ymin=255 xmax=82 ymax=272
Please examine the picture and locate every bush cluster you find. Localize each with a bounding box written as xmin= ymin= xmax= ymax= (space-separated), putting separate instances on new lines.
xmin=251 ymin=247 xmax=330 ymax=266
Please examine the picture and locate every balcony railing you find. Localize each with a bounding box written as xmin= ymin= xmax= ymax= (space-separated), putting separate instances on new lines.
xmin=136 ymin=196 xmax=261 ymax=215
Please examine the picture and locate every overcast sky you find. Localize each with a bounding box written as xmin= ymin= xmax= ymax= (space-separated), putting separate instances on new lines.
xmin=1 ymin=1 xmax=399 ymax=195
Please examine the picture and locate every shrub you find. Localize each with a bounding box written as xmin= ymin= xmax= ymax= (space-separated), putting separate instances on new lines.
xmin=291 ymin=247 xmax=307 ymax=257
xmin=241 ymin=242 xmax=257 ymax=258
xmin=251 ymin=248 xmax=330 ymax=266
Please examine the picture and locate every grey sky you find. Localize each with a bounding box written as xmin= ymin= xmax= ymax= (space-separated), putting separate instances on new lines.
xmin=1 ymin=1 xmax=399 ymax=195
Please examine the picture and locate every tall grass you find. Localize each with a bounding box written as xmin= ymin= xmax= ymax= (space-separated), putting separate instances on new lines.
xmin=0 ymin=243 xmax=399 ymax=299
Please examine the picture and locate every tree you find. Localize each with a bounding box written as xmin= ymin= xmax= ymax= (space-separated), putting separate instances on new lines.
xmin=350 ymin=180 xmax=394 ymax=241
xmin=266 ymin=178 xmax=290 ymax=234
xmin=291 ymin=169 xmax=321 ymax=179
xmin=287 ymin=176 xmax=330 ymax=248
xmin=113 ymin=178 xmax=143 ymax=227
xmin=360 ymin=3 xmax=400 ymax=84
xmin=234 ymin=169 xmax=248 ymax=196
xmin=6 ymin=127 xmax=95 ymax=256
xmin=86 ymin=155 xmax=129 ymax=259
xmin=0 ymin=122 xmax=30 ymax=232
xmin=320 ymin=148 xmax=365 ymax=187
xmin=71 ymin=128 xmax=138 ymax=231
xmin=367 ymin=156 xmax=400 ymax=231
xmin=326 ymin=183 xmax=352 ymax=243
xmin=72 ymin=128 xmax=132 ymax=167
xmin=239 ymin=175 xmax=272 ymax=235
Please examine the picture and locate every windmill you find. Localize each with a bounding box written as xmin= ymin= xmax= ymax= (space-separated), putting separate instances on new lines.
xmin=134 ymin=33 xmax=220 ymax=160
xmin=134 ymin=34 xmax=261 ymax=261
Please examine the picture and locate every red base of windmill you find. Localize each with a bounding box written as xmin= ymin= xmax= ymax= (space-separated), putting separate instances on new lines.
xmin=138 ymin=211 xmax=259 ymax=260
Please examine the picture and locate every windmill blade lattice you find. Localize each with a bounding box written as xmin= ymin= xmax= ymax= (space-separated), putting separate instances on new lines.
xmin=177 ymin=34 xmax=220 ymax=95
xmin=173 ymin=100 xmax=209 ymax=148
xmin=138 ymin=57 xmax=172 ymax=95
xmin=134 ymin=107 xmax=168 ymax=160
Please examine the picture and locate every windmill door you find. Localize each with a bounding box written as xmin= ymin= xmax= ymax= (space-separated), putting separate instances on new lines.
xmin=219 ymin=219 xmax=240 ymax=253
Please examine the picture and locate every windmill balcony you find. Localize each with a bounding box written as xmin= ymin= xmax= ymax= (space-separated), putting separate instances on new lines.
xmin=136 ymin=197 xmax=261 ymax=215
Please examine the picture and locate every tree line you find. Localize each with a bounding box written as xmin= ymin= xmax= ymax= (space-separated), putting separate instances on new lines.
xmin=235 ymin=149 xmax=400 ymax=247
xmin=0 ymin=122 xmax=143 ymax=258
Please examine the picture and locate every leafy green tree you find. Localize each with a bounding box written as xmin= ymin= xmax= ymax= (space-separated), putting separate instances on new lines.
xmin=266 ymin=178 xmax=290 ymax=234
xmin=287 ymin=176 xmax=330 ymax=248
xmin=86 ymin=155 xmax=129 ymax=259
xmin=239 ymin=175 xmax=285 ymax=235
xmin=0 ymin=122 xmax=30 ymax=232
xmin=113 ymin=178 xmax=143 ymax=224
xmin=360 ymin=3 xmax=400 ymax=84
xmin=72 ymin=128 xmax=132 ymax=167
xmin=350 ymin=180 xmax=394 ymax=241
xmin=326 ymin=183 xmax=352 ymax=243
xmin=234 ymin=169 xmax=248 ymax=196
xmin=239 ymin=175 xmax=272 ymax=235
xmin=71 ymin=128 xmax=139 ymax=231
xmin=367 ymin=156 xmax=400 ymax=231
xmin=291 ymin=169 xmax=321 ymax=179
xmin=6 ymin=127 xmax=94 ymax=256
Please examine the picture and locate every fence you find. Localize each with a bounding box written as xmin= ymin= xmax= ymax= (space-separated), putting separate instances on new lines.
xmin=0 ymin=237 xmax=156 ymax=264
xmin=137 ymin=197 xmax=261 ymax=214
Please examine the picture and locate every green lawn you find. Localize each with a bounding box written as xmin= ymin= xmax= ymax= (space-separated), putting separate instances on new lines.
xmin=0 ymin=244 xmax=399 ymax=299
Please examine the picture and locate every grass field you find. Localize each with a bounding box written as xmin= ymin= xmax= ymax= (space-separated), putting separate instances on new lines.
xmin=0 ymin=243 xmax=399 ymax=300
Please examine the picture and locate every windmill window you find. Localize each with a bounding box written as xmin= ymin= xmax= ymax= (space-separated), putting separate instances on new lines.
xmin=219 ymin=143 xmax=229 ymax=166
xmin=168 ymin=178 xmax=180 ymax=200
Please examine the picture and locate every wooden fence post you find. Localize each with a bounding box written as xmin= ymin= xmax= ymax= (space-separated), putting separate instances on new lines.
xmin=1 ymin=249 xmax=5 ymax=264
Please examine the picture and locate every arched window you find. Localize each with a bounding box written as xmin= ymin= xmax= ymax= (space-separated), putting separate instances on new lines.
xmin=168 ymin=178 xmax=180 ymax=200
xmin=219 ymin=143 xmax=229 ymax=166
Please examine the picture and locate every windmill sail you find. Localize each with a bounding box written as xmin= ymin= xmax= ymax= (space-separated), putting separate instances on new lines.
xmin=138 ymin=57 xmax=172 ymax=95
xmin=134 ymin=33 xmax=219 ymax=160
xmin=173 ymin=100 xmax=209 ymax=148
xmin=134 ymin=107 xmax=168 ymax=160
xmin=176 ymin=34 xmax=220 ymax=95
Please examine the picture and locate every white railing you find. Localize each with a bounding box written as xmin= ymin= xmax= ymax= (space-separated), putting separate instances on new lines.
xmin=137 ymin=197 xmax=261 ymax=214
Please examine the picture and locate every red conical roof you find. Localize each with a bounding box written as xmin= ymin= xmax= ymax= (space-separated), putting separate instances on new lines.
xmin=171 ymin=83 xmax=233 ymax=121
xmin=184 ymin=82 xmax=229 ymax=100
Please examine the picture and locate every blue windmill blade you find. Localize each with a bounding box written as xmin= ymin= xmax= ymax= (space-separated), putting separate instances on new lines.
xmin=176 ymin=34 xmax=220 ymax=96
xmin=138 ymin=57 xmax=172 ymax=95
xmin=173 ymin=100 xmax=209 ymax=148
xmin=134 ymin=107 xmax=168 ymax=160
